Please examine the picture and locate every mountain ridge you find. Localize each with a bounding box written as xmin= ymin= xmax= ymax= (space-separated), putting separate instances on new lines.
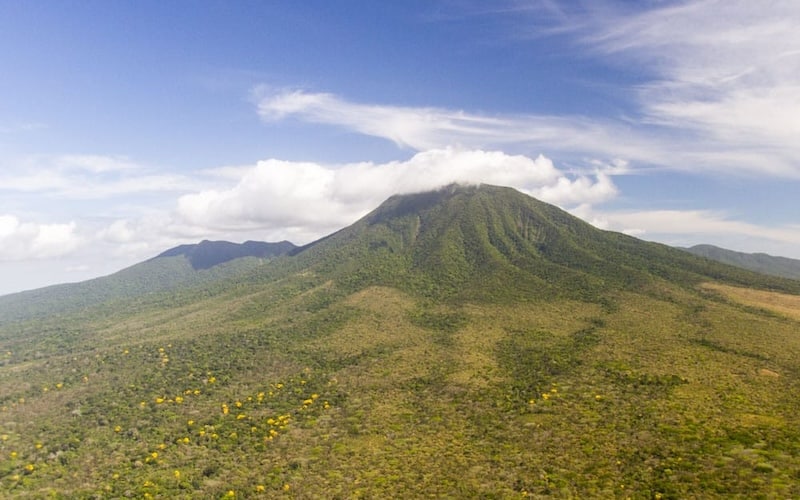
xmin=0 ymin=239 xmax=296 ymax=324
xmin=155 ymin=239 xmax=296 ymax=270
xmin=684 ymin=243 xmax=800 ymax=280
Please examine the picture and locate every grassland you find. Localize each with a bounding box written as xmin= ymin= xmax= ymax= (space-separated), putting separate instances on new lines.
xmin=2 ymin=185 xmax=800 ymax=498
xmin=1 ymin=274 xmax=800 ymax=498
xmin=701 ymin=282 xmax=800 ymax=321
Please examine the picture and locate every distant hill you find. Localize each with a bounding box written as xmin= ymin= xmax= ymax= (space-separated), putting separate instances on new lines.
xmin=0 ymin=239 xmax=296 ymax=325
xmin=2 ymin=185 xmax=800 ymax=498
xmin=684 ymin=244 xmax=800 ymax=280
xmin=155 ymin=239 xmax=296 ymax=269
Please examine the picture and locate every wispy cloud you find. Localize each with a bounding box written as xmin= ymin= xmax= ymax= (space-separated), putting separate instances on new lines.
xmin=256 ymin=88 xmax=669 ymax=168
xmin=582 ymin=0 xmax=800 ymax=176
xmin=0 ymin=122 xmax=47 ymax=134
xmin=255 ymin=86 xmax=800 ymax=178
xmin=51 ymin=154 xmax=143 ymax=173
xmin=0 ymin=154 xmax=202 ymax=199
xmin=256 ymin=1 xmax=800 ymax=178
xmin=256 ymin=88 xmax=518 ymax=150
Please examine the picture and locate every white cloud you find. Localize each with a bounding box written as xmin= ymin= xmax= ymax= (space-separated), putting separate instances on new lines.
xmin=256 ymin=88 xmax=516 ymax=150
xmin=582 ymin=0 xmax=800 ymax=176
xmin=255 ymin=2 xmax=800 ymax=179
xmin=0 ymin=215 xmax=82 ymax=261
xmin=96 ymin=213 xmax=213 ymax=260
xmin=255 ymin=88 xmax=670 ymax=165
xmin=534 ymin=172 xmax=617 ymax=206
xmin=102 ymin=220 xmax=137 ymax=243
xmin=52 ymin=154 xmax=143 ymax=173
xmin=255 ymin=86 xmax=800 ymax=179
xmin=0 ymin=154 xmax=201 ymax=199
xmin=587 ymin=208 xmax=800 ymax=258
xmin=176 ymin=148 xmax=615 ymax=243
xmin=179 ymin=159 xmax=344 ymax=233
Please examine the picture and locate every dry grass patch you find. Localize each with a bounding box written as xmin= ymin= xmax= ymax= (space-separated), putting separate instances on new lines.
xmin=701 ymin=282 xmax=800 ymax=321
xmin=309 ymin=286 xmax=417 ymax=358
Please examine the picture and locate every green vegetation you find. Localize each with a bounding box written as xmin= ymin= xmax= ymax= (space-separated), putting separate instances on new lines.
xmin=0 ymin=240 xmax=295 ymax=327
xmin=685 ymin=244 xmax=800 ymax=280
xmin=0 ymin=256 xmax=267 ymax=326
xmin=1 ymin=184 xmax=800 ymax=497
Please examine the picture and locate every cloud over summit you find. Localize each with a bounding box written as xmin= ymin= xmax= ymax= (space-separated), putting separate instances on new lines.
xmin=176 ymin=148 xmax=615 ymax=242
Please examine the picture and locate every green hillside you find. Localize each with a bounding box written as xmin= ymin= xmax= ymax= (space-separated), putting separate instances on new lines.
xmin=1 ymin=185 xmax=800 ymax=498
xmin=287 ymin=184 xmax=800 ymax=299
xmin=0 ymin=241 xmax=294 ymax=326
xmin=685 ymin=244 xmax=800 ymax=280
xmin=156 ymin=240 xmax=297 ymax=270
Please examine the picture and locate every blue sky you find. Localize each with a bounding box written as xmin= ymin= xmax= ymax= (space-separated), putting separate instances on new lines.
xmin=2 ymin=0 xmax=800 ymax=295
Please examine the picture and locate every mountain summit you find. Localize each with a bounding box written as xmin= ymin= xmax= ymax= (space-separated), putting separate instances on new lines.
xmin=156 ymin=239 xmax=296 ymax=270
xmin=291 ymin=184 xmax=798 ymax=301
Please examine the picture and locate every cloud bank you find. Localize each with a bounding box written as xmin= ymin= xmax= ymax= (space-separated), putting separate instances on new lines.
xmin=2 ymin=148 xmax=618 ymax=266
xmin=177 ymin=148 xmax=616 ymax=242
xmin=0 ymin=215 xmax=81 ymax=261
